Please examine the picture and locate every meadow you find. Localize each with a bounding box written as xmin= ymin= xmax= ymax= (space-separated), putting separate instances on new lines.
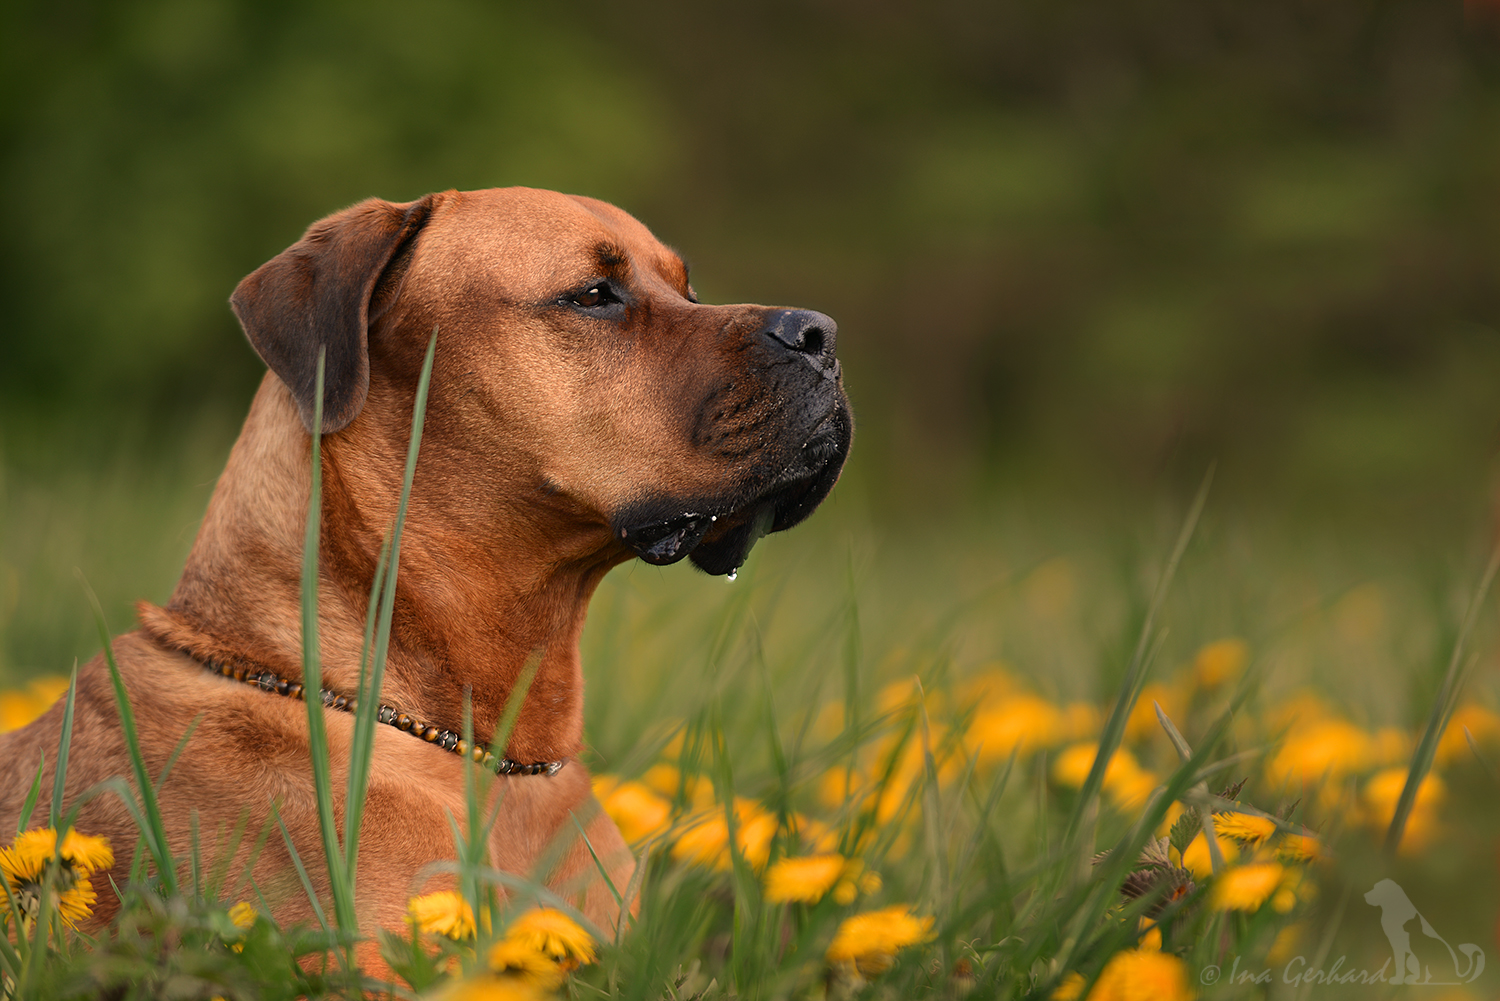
xmin=4 ymin=3 xmax=1500 ymax=996
xmin=3 ymin=431 xmax=1499 ymax=999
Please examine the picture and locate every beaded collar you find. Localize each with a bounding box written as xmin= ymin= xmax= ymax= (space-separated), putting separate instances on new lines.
xmin=203 ymin=659 xmax=566 ymax=777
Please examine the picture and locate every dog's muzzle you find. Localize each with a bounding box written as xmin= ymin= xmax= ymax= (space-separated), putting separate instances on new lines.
xmin=615 ymin=398 xmax=852 ymax=576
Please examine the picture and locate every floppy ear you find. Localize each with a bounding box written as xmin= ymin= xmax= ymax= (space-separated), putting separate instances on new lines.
xmin=230 ymin=193 xmax=440 ymax=434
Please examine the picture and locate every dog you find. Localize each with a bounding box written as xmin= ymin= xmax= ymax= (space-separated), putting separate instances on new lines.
xmin=0 ymin=187 xmax=851 ymax=951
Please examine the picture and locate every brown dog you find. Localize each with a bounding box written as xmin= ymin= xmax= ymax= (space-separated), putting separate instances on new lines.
xmin=0 ymin=188 xmax=850 ymax=945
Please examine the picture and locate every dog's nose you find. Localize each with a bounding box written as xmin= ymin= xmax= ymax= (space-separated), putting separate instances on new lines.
xmin=761 ymin=309 xmax=837 ymax=364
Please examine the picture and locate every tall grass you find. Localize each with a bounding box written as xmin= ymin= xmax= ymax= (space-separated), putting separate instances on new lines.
xmin=3 ymin=418 xmax=1500 ymax=996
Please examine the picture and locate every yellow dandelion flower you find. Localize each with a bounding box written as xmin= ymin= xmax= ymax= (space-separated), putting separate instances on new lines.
xmin=2 ymin=827 xmax=113 ymax=881
xmin=1267 ymin=923 xmax=1305 ymax=965
xmin=1125 ymin=684 xmax=1183 ymax=743
xmin=968 ymin=694 xmax=1065 ymax=764
xmin=58 ymin=829 xmax=114 ymax=874
xmin=1 ymin=831 xmax=57 ymax=884
xmin=818 ymin=764 xmax=864 ymax=811
xmin=1266 ymin=717 xmax=1374 ymax=788
xmin=1052 ymin=743 xmax=1100 ymax=788
xmin=1274 ymin=833 xmax=1323 ymax=864
xmin=1106 ymin=765 xmax=1158 ymax=811
xmin=736 ymin=804 xmax=779 ymax=869
xmin=406 ymin=890 xmax=476 ymax=940
xmin=826 ymin=904 xmax=935 ymax=977
xmin=1436 ymin=703 xmax=1500 ymax=767
xmin=1363 ymin=767 xmax=1444 ymax=817
xmin=831 ymin=863 xmax=882 ymax=906
xmin=1272 ymin=887 xmax=1296 ymax=913
xmin=640 ymin=763 xmax=713 ymax=808
xmin=0 ymin=691 xmax=38 ymax=733
xmin=0 ymin=678 xmax=69 ymax=733
xmin=228 ymin=901 xmax=257 ymax=929
xmin=51 ymin=878 xmax=97 ymax=929
xmin=1155 ymin=801 xmax=1186 ymax=839
xmin=1266 ymin=691 xmax=1333 ymax=732
xmin=1363 ymin=767 xmax=1444 ymax=854
xmin=876 ymin=676 xmax=928 ymax=715
xmin=671 ymin=799 xmax=778 ymax=871
xmin=1211 ymin=862 xmax=1286 ymax=912
xmin=1193 ymin=638 xmax=1248 ymax=690
xmin=1089 ymin=948 xmax=1195 ymax=1001
xmin=1052 ymin=744 xmax=1156 ymax=810
xmin=504 ymin=907 xmax=596 ymax=968
xmin=486 ymin=939 xmax=567 ymax=989
xmin=1050 ymin=971 xmax=1087 ymax=1000
xmin=1137 ymin=917 xmax=1162 ymax=952
xmin=592 ymin=776 xmax=671 ymax=845
xmin=1180 ymin=831 xmax=1239 ymax=879
xmin=1212 ymin=812 xmax=1276 ymax=845
xmin=430 ymin=973 xmax=553 ymax=1001
xmin=764 ymin=854 xmax=847 ymax=904
xmin=672 ymin=813 xmax=731 ymax=868
xmin=790 ymin=814 xmax=839 ymax=854
xmin=0 ymin=826 xmax=112 ymax=931
xmin=223 ymin=901 xmax=256 ymax=952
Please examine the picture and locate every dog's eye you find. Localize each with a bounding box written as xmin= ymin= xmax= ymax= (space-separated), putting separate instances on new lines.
xmin=567 ymin=283 xmax=619 ymax=310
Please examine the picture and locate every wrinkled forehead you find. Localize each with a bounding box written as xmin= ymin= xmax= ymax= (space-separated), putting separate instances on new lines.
xmin=418 ymin=187 xmax=689 ymax=299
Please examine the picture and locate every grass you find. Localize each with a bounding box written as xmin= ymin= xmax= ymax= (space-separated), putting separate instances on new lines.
xmin=3 ymin=415 xmax=1500 ymax=997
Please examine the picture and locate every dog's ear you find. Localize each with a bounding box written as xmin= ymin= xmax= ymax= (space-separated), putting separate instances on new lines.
xmin=231 ymin=193 xmax=441 ymax=434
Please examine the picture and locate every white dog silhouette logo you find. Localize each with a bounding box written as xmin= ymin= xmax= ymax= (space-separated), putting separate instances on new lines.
xmin=1364 ymin=879 xmax=1485 ymax=985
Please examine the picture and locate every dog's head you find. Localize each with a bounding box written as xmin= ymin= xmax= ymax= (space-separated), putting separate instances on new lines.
xmin=231 ymin=187 xmax=851 ymax=576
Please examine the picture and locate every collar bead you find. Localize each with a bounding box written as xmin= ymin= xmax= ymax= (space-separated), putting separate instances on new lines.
xmin=203 ymin=660 xmax=565 ymax=777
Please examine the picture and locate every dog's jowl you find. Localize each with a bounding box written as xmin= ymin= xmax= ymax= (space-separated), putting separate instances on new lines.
xmin=0 ymin=188 xmax=851 ymax=940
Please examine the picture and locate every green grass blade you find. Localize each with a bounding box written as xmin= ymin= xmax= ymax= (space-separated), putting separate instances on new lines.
xmin=80 ymin=576 xmax=178 ymax=895
xmin=47 ymin=664 xmax=79 ymax=829
xmin=297 ymin=349 xmax=360 ymax=949
xmin=0 ymin=870 xmax=26 ymax=969
xmin=204 ymin=808 xmax=251 ymax=900
xmin=15 ymin=752 xmax=44 ymax=834
xmin=615 ymin=843 xmax=651 ymax=947
xmin=189 ymin=809 xmax=203 ymax=897
xmin=345 ymin=327 xmax=438 ymax=881
xmin=153 ymin=715 xmax=203 ymax=794
xmin=570 ymin=811 xmax=625 ymax=916
xmin=459 ymin=691 xmax=484 ymax=929
xmin=275 ymin=808 xmax=332 ymax=935
xmin=340 ymin=537 xmax=387 ymax=864
xmin=1386 ymin=544 xmax=1500 ymax=854
xmin=1063 ymin=465 xmax=1212 ymax=846
xmin=492 ymin=649 xmax=543 ymax=756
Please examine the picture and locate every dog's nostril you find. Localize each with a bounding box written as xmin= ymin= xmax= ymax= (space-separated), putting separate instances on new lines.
xmin=764 ymin=309 xmax=837 ymax=358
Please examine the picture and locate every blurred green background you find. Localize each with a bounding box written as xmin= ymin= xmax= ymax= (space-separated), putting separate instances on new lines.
xmin=4 ymin=0 xmax=1500 ymax=683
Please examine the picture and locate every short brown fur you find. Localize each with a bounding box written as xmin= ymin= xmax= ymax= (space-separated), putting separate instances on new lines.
xmin=0 ymin=188 xmax=850 ymax=950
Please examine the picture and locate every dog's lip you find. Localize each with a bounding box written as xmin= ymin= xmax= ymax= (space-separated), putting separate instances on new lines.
xmin=616 ymin=511 xmax=716 ymax=566
xmin=688 ymin=405 xmax=851 ymax=575
xmin=613 ymin=401 xmax=852 ymax=572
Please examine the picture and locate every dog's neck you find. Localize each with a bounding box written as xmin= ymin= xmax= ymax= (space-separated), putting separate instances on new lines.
xmin=142 ymin=375 xmax=619 ymax=763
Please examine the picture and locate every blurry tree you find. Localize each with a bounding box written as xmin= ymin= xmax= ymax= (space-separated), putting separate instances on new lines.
xmin=5 ymin=0 xmax=1500 ymax=508
xmin=2 ymin=0 xmax=1500 ymax=654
